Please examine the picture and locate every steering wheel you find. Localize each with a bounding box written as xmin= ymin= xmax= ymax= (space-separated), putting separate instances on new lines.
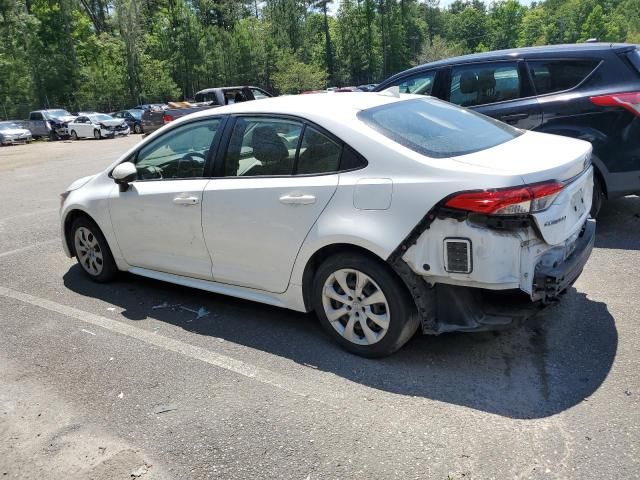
xmin=138 ymin=165 xmax=163 ymax=180
xmin=181 ymin=151 xmax=206 ymax=162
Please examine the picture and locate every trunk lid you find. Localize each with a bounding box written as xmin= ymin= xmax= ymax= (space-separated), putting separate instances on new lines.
xmin=451 ymin=130 xmax=593 ymax=245
xmin=451 ymin=131 xmax=592 ymax=184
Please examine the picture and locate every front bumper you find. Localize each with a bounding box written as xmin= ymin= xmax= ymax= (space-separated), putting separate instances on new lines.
xmin=100 ymin=126 xmax=130 ymax=137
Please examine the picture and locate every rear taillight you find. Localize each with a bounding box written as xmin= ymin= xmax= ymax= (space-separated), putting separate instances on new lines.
xmin=163 ymin=114 xmax=174 ymax=124
xmin=445 ymin=181 xmax=564 ymax=215
xmin=590 ymin=91 xmax=640 ymax=117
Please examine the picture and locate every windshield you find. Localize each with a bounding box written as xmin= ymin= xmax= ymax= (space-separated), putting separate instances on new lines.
xmin=129 ymin=109 xmax=143 ymax=119
xmin=47 ymin=109 xmax=71 ymax=119
xmin=0 ymin=123 xmax=20 ymax=130
xmin=90 ymin=114 xmax=114 ymax=121
xmin=358 ymin=97 xmax=522 ymax=158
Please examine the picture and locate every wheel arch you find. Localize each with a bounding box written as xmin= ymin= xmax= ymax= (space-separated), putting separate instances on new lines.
xmin=63 ymin=208 xmax=101 ymax=257
xmin=300 ymin=243 xmax=404 ymax=312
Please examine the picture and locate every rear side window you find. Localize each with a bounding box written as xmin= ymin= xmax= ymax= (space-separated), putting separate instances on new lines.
xmin=30 ymin=112 xmax=43 ymax=120
xmin=358 ymin=97 xmax=522 ymax=158
xmin=627 ymin=49 xmax=640 ymax=75
xmin=449 ymin=62 xmax=520 ymax=107
xmin=528 ymin=59 xmax=599 ymax=95
xmin=296 ymin=127 xmax=341 ymax=175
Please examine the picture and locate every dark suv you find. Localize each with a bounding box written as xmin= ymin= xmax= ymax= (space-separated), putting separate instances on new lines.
xmin=375 ymin=43 xmax=640 ymax=215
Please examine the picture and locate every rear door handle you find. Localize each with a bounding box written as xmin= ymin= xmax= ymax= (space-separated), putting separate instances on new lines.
xmin=173 ymin=196 xmax=199 ymax=206
xmin=279 ymin=193 xmax=316 ymax=205
xmin=500 ymin=113 xmax=529 ymax=123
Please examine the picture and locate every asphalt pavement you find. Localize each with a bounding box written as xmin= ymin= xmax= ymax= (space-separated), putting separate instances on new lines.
xmin=0 ymin=137 xmax=638 ymax=479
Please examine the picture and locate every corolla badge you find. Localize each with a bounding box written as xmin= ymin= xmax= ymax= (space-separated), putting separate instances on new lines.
xmin=544 ymin=216 xmax=566 ymax=227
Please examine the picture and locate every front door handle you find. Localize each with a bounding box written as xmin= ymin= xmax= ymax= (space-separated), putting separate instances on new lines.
xmin=500 ymin=113 xmax=529 ymax=124
xmin=279 ymin=193 xmax=316 ymax=205
xmin=173 ymin=196 xmax=199 ymax=206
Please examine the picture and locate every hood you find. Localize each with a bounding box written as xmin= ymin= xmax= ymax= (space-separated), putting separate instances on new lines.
xmin=97 ymin=119 xmax=125 ymax=127
xmin=49 ymin=116 xmax=76 ymax=124
xmin=65 ymin=174 xmax=96 ymax=192
xmin=451 ymin=131 xmax=592 ymax=185
xmin=0 ymin=128 xmax=30 ymax=136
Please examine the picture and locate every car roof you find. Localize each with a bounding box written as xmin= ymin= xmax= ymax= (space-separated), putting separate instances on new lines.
xmin=179 ymin=92 xmax=410 ymax=127
xmin=388 ymin=42 xmax=636 ymax=78
xmin=196 ymin=86 xmax=262 ymax=94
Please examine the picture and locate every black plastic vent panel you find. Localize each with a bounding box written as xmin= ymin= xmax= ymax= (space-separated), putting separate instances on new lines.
xmin=444 ymin=238 xmax=472 ymax=274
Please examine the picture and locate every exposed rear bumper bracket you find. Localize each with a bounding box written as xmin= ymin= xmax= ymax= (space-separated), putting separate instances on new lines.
xmin=533 ymin=219 xmax=596 ymax=303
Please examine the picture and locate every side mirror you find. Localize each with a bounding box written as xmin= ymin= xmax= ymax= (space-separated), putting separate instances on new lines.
xmin=112 ymin=162 xmax=137 ymax=191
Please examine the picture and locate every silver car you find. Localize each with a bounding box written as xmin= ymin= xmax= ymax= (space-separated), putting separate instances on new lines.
xmin=0 ymin=122 xmax=33 ymax=145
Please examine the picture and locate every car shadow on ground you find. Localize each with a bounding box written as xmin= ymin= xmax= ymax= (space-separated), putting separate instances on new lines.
xmin=61 ymin=189 xmax=634 ymax=421
xmin=63 ymin=264 xmax=616 ymax=420
xmin=595 ymin=195 xmax=640 ymax=250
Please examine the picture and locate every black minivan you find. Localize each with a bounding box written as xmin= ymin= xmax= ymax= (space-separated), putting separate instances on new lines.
xmin=375 ymin=43 xmax=640 ymax=216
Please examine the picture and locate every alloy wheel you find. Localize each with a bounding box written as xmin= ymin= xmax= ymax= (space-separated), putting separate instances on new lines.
xmin=321 ymin=269 xmax=390 ymax=345
xmin=74 ymin=226 xmax=104 ymax=276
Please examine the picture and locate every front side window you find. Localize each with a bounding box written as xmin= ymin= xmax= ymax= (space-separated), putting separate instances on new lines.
xmin=528 ymin=59 xmax=600 ymax=95
xmin=223 ymin=117 xmax=302 ymax=177
xmin=296 ymin=127 xmax=341 ymax=174
xmin=135 ymin=118 xmax=221 ymax=180
xmin=449 ymin=62 xmax=520 ymax=107
xmin=358 ymin=97 xmax=522 ymax=158
xmin=393 ymin=71 xmax=436 ymax=95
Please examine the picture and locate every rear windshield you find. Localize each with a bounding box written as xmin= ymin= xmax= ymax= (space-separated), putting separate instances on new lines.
xmin=358 ymin=97 xmax=522 ymax=158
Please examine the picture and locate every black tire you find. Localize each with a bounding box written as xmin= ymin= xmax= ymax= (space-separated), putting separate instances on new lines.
xmin=49 ymin=130 xmax=58 ymax=141
xmin=134 ymin=123 xmax=142 ymax=134
xmin=93 ymin=129 xmax=101 ymax=140
xmin=312 ymin=253 xmax=420 ymax=357
xmin=591 ymin=174 xmax=604 ymax=218
xmin=70 ymin=216 xmax=118 ymax=282
xmin=70 ymin=130 xmax=78 ymax=141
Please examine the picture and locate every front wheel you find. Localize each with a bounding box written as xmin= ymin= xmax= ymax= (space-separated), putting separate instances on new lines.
xmin=93 ymin=129 xmax=101 ymax=140
xmin=312 ymin=253 xmax=419 ymax=357
xmin=71 ymin=217 xmax=118 ymax=282
xmin=70 ymin=130 xmax=78 ymax=141
xmin=134 ymin=123 xmax=142 ymax=134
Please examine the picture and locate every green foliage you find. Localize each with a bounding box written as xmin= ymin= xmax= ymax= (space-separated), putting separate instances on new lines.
xmin=0 ymin=0 xmax=639 ymax=117
xmin=272 ymin=50 xmax=328 ymax=93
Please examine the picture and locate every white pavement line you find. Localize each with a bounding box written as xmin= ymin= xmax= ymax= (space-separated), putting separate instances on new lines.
xmin=0 ymin=286 xmax=338 ymax=407
xmin=0 ymin=239 xmax=59 ymax=259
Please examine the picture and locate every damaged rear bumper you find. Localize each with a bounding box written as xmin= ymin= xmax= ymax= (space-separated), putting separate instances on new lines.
xmin=532 ymin=219 xmax=595 ymax=303
xmin=389 ymin=216 xmax=596 ymax=335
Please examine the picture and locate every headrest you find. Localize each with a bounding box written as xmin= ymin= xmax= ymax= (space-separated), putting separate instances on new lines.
xmin=251 ymin=126 xmax=288 ymax=164
xmin=477 ymin=69 xmax=496 ymax=90
xmin=460 ymin=71 xmax=478 ymax=94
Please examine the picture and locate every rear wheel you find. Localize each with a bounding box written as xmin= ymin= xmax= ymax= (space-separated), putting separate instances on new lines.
xmin=71 ymin=217 xmax=117 ymax=282
xmin=312 ymin=253 xmax=419 ymax=357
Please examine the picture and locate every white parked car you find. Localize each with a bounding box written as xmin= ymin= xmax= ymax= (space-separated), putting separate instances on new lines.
xmin=60 ymin=93 xmax=595 ymax=356
xmin=68 ymin=113 xmax=129 ymax=140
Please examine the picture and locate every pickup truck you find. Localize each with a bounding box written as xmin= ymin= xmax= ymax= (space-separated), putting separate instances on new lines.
xmin=141 ymin=86 xmax=272 ymax=134
xmin=19 ymin=109 xmax=76 ymax=140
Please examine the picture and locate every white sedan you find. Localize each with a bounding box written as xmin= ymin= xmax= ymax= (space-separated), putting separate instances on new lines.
xmin=60 ymin=92 xmax=595 ymax=356
xmin=68 ymin=113 xmax=129 ymax=140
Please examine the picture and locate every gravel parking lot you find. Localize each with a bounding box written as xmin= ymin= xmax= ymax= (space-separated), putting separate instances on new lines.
xmin=0 ymin=137 xmax=638 ymax=479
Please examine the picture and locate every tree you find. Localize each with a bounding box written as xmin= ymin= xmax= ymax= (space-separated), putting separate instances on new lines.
xmin=272 ymin=50 xmax=327 ymax=93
